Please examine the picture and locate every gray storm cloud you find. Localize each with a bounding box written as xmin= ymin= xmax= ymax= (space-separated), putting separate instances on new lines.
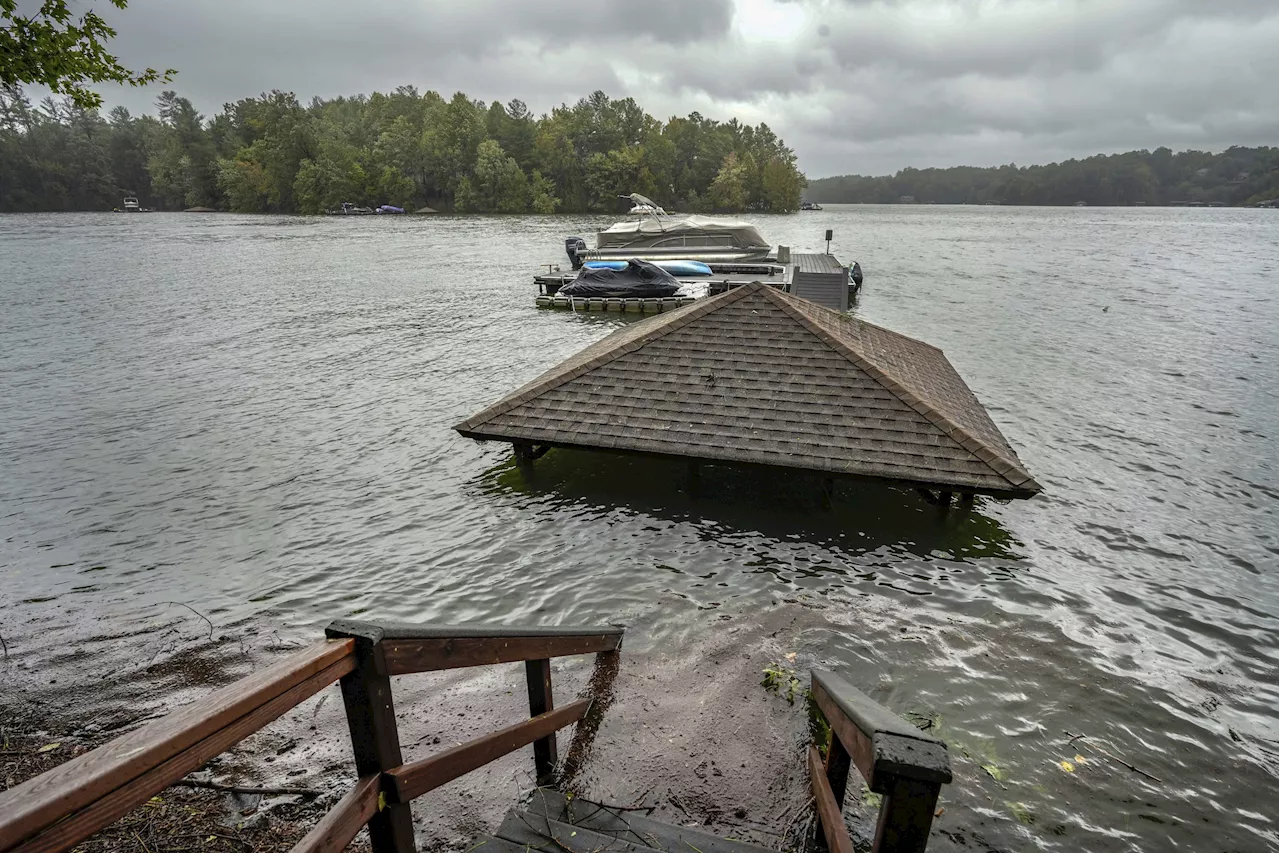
xmin=85 ymin=0 xmax=1276 ymax=176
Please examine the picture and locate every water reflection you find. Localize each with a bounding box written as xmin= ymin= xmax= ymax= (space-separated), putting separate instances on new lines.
xmin=475 ymin=447 xmax=1025 ymax=564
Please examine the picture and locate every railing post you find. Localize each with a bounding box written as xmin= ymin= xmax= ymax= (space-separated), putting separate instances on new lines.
xmin=525 ymin=658 xmax=556 ymax=784
xmin=327 ymin=622 xmax=416 ymax=853
xmin=824 ymin=734 xmax=852 ymax=807
xmin=872 ymin=778 xmax=942 ymax=853
xmin=809 ymin=670 xmax=951 ymax=853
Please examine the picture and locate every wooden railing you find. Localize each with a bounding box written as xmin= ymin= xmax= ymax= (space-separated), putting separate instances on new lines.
xmin=807 ymin=669 xmax=952 ymax=853
xmin=0 ymin=620 xmax=624 ymax=853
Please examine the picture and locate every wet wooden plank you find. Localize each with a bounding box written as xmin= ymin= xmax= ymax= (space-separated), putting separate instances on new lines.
xmin=386 ymin=700 xmax=590 ymax=803
xmin=525 ymin=789 xmax=774 ymax=853
xmin=8 ymin=657 xmax=354 ymax=853
xmin=380 ymin=635 xmax=623 ymax=675
xmin=466 ymin=835 xmax=545 ymax=853
xmin=495 ymin=809 xmax=657 ymax=853
xmin=288 ymin=775 xmax=380 ymax=853
xmin=327 ymin=621 xmax=625 ymax=641
xmin=0 ymin=639 xmax=355 ymax=852
xmin=809 ymin=746 xmax=855 ymax=853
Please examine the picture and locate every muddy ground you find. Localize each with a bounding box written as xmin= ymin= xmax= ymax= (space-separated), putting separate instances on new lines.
xmin=0 ymin=600 xmax=902 ymax=852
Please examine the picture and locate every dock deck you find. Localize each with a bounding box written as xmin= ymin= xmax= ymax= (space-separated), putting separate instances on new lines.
xmin=535 ymin=254 xmax=854 ymax=312
xmin=534 ymin=294 xmax=699 ymax=312
xmin=479 ymin=790 xmax=772 ymax=853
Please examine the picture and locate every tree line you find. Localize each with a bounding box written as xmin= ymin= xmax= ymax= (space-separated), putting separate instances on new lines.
xmin=0 ymin=85 xmax=807 ymax=214
xmin=805 ymin=146 xmax=1279 ymax=207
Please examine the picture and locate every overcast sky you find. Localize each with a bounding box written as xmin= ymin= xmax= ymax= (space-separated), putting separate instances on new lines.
xmin=82 ymin=0 xmax=1279 ymax=177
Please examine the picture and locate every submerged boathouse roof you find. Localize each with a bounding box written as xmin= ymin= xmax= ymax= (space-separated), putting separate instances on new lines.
xmin=456 ymin=283 xmax=1040 ymax=498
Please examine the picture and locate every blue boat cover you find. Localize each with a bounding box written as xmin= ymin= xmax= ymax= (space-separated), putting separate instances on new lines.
xmin=584 ymin=259 xmax=712 ymax=277
xmin=654 ymin=259 xmax=712 ymax=277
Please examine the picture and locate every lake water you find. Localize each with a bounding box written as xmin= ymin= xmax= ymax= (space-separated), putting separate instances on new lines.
xmin=1 ymin=206 xmax=1276 ymax=851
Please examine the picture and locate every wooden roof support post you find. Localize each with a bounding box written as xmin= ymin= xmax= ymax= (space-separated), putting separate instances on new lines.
xmin=513 ymin=443 xmax=551 ymax=465
xmin=821 ymin=477 xmax=836 ymax=511
xmin=685 ymin=460 xmax=701 ymax=497
xmin=325 ymin=622 xmax=416 ymax=853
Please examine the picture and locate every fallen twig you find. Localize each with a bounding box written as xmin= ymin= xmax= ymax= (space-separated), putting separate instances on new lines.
xmin=161 ymin=602 xmax=214 ymax=640
xmin=777 ymin=796 xmax=814 ymax=851
xmin=1065 ymin=731 xmax=1163 ymax=783
xmin=170 ymin=777 xmax=320 ymax=797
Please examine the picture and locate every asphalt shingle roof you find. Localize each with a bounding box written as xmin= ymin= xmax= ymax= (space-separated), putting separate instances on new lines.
xmin=456 ymin=283 xmax=1040 ymax=497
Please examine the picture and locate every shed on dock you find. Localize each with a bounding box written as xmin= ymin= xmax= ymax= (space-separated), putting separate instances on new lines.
xmin=456 ymin=283 xmax=1040 ymax=498
xmin=791 ymin=252 xmax=850 ymax=311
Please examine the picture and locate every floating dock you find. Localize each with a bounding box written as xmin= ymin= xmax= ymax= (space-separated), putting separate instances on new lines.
xmin=534 ymin=294 xmax=698 ymax=312
xmin=536 ymin=254 xmax=855 ymax=313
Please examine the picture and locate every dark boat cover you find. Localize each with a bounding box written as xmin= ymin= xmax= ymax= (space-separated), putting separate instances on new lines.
xmin=559 ymin=259 xmax=681 ymax=298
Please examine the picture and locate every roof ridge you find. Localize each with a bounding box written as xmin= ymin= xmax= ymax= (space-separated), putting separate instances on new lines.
xmin=760 ymin=288 xmax=1039 ymax=492
xmin=455 ymin=285 xmax=759 ymax=432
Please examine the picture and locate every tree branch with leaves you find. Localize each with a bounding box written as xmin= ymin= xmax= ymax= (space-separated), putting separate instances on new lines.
xmin=0 ymin=0 xmax=174 ymax=110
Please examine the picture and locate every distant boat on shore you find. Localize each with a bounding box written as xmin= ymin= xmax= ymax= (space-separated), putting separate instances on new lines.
xmin=800 ymin=200 xmax=823 ymax=211
xmin=113 ymin=196 xmax=153 ymax=212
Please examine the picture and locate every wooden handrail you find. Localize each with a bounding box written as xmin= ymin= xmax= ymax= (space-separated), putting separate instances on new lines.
xmin=810 ymin=670 xmax=951 ymax=792
xmin=0 ymin=623 xmax=624 ymax=853
xmin=0 ymin=639 xmax=355 ymax=853
xmin=387 ymin=699 xmax=592 ymax=803
xmin=289 ymin=775 xmax=381 ymax=853
xmin=809 ymin=670 xmax=952 ymax=853
xmin=324 ymin=621 xmax=624 ymax=675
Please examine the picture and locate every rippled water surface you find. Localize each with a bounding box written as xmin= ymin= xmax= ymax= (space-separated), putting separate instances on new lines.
xmin=1 ymin=207 xmax=1277 ymax=850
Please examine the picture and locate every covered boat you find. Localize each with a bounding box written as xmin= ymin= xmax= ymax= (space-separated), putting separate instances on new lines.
xmin=564 ymin=212 xmax=772 ymax=268
xmin=558 ymin=259 xmax=681 ymax=298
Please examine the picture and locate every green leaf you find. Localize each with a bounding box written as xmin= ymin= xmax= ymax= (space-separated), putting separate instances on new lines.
xmin=1005 ymin=801 xmax=1035 ymax=825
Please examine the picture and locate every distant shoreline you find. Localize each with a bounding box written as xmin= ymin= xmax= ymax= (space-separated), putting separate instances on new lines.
xmin=805 ymin=145 xmax=1278 ymax=209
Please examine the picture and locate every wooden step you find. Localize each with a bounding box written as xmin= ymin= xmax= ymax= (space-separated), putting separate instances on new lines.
xmin=524 ymin=789 xmax=774 ymax=853
xmin=466 ymin=835 xmax=544 ymax=853
xmin=495 ymin=808 xmax=663 ymax=853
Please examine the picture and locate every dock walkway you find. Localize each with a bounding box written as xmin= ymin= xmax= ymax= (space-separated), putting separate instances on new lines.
xmin=477 ymin=790 xmax=771 ymax=853
xmin=534 ymin=294 xmax=698 ymax=312
xmin=535 ymin=254 xmax=854 ymax=313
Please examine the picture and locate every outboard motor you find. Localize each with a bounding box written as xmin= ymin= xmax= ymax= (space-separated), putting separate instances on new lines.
xmin=850 ymin=261 xmax=863 ymax=286
xmin=564 ymin=237 xmax=588 ymax=270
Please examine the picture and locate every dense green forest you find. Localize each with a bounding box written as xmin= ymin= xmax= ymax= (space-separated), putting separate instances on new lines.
xmin=0 ymin=85 xmax=806 ymax=214
xmin=806 ymin=146 xmax=1279 ymax=207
